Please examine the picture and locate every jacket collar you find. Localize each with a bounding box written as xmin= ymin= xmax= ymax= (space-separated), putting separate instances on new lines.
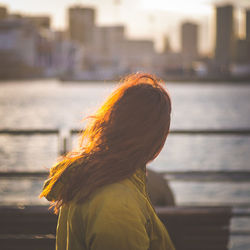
xmin=130 ymin=165 xmax=147 ymax=196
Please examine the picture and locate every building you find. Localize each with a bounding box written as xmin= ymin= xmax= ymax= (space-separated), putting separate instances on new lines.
xmin=214 ymin=4 xmax=235 ymax=71
xmin=90 ymin=25 xmax=125 ymax=69
xmin=68 ymin=6 xmax=95 ymax=46
xmin=181 ymin=22 xmax=199 ymax=69
xmin=24 ymin=16 xmax=51 ymax=29
xmin=246 ymin=9 xmax=250 ymax=41
xmin=93 ymin=25 xmax=124 ymax=54
xmin=0 ymin=19 xmax=42 ymax=78
xmin=120 ymin=39 xmax=156 ymax=72
xmin=52 ymin=31 xmax=84 ymax=78
xmin=0 ymin=19 xmax=38 ymax=67
xmin=235 ymin=39 xmax=249 ymax=64
xmin=246 ymin=9 xmax=250 ymax=64
xmin=154 ymin=51 xmax=183 ymax=78
xmin=0 ymin=6 xmax=7 ymax=20
xmin=231 ymin=9 xmax=250 ymax=77
xmin=0 ymin=15 xmax=59 ymax=78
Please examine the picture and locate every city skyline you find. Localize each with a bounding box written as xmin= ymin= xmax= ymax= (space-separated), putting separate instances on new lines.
xmin=0 ymin=2 xmax=250 ymax=80
xmin=1 ymin=0 xmax=250 ymax=53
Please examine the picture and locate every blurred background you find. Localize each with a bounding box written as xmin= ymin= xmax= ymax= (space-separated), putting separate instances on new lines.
xmin=0 ymin=0 xmax=250 ymax=249
xmin=0 ymin=0 xmax=249 ymax=79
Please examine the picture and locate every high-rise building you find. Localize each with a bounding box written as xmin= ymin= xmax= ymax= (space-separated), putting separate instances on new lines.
xmin=245 ymin=10 xmax=250 ymax=63
xmin=246 ymin=9 xmax=250 ymax=41
xmin=214 ymin=4 xmax=235 ymax=68
xmin=0 ymin=6 xmax=8 ymax=20
xmin=181 ymin=22 xmax=199 ymax=68
xmin=93 ymin=26 xmax=124 ymax=56
xmin=68 ymin=6 xmax=95 ymax=46
xmin=235 ymin=39 xmax=248 ymax=63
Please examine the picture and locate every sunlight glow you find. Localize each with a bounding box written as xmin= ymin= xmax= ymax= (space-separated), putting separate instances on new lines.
xmin=141 ymin=0 xmax=212 ymax=15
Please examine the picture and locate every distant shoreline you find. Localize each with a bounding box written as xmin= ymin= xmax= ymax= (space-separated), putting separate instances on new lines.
xmin=0 ymin=76 xmax=250 ymax=84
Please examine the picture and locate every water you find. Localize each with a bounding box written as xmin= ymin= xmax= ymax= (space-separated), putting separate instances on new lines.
xmin=1 ymin=80 xmax=250 ymax=130
xmin=0 ymin=79 xmax=250 ymax=249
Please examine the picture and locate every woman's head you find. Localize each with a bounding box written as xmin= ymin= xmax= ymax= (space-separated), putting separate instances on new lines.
xmin=81 ymin=73 xmax=171 ymax=165
xmin=41 ymin=73 xmax=171 ymax=210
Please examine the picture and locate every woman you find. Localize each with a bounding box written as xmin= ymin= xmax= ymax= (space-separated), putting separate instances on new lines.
xmin=40 ymin=73 xmax=175 ymax=250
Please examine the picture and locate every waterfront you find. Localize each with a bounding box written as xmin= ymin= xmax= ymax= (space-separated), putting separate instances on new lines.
xmin=0 ymin=79 xmax=250 ymax=249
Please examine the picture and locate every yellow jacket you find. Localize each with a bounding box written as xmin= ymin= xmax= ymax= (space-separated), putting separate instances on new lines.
xmin=44 ymin=167 xmax=175 ymax=250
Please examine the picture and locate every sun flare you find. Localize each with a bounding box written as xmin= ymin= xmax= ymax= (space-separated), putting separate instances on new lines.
xmin=141 ymin=0 xmax=212 ymax=15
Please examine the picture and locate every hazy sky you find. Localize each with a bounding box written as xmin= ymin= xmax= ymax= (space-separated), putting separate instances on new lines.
xmin=1 ymin=0 xmax=250 ymax=53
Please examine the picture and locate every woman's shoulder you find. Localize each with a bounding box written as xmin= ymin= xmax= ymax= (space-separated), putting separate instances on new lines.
xmin=74 ymin=180 xmax=149 ymax=233
xmin=75 ymin=178 xmax=145 ymax=218
xmin=90 ymin=179 xmax=138 ymax=207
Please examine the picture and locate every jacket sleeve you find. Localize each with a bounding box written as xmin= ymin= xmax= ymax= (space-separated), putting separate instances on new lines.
xmin=83 ymin=195 xmax=150 ymax=250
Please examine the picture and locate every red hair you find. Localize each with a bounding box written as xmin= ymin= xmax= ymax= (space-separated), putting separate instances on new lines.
xmin=40 ymin=73 xmax=171 ymax=213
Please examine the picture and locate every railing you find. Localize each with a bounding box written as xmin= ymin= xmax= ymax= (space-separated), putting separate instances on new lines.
xmin=0 ymin=128 xmax=250 ymax=239
xmin=70 ymin=128 xmax=250 ymax=135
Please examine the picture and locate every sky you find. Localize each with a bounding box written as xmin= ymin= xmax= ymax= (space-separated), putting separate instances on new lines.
xmin=1 ymin=0 xmax=250 ymax=53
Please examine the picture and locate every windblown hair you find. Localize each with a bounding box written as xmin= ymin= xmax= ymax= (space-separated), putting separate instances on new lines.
xmin=40 ymin=73 xmax=172 ymax=213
